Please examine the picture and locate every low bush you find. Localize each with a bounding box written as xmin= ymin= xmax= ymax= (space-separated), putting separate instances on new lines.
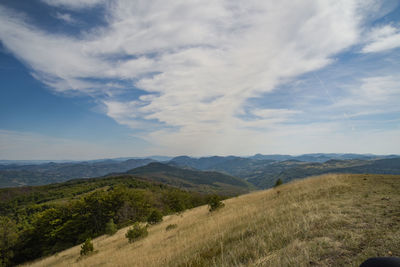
xmin=125 ymin=222 xmax=148 ymax=243
xmin=80 ymin=238 xmax=94 ymax=256
xmin=165 ymin=224 xmax=178 ymax=231
xmin=208 ymin=195 xmax=225 ymax=212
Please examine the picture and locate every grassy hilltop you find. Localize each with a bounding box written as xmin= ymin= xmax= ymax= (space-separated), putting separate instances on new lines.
xmin=27 ymin=173 xmax=400 ymax=267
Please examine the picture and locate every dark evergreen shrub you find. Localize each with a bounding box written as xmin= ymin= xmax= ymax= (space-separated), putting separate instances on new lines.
xmin=105 ymin=219 xmax=117 ymax=235
xmin=147 ymin=209 xmax=163 ymax=225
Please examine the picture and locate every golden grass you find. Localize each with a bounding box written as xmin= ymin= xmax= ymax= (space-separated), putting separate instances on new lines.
xmin=25 ymin=174 xmax=400 ymax=267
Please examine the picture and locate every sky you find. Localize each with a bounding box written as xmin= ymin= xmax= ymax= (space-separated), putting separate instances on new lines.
xmin=0 ymin=0 xmax=400 ymax=160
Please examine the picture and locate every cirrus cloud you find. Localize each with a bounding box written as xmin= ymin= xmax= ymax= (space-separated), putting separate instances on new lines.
xmin=362 ymin=24 xmax=400 ymax=53
xmin=0 ymin=0 xmax=398 ymax=156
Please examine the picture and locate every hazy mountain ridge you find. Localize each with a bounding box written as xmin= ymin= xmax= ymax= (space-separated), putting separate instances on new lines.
xmin=248 ymin=153 xmax=399 ymax=162
xmin=0 ymin=156 xmax=172 ymax=166
xmin=0 ymin=159 xmax=155 ymax=187
xmin=168 ymin=155 xmax=400 ymax=188
xmin=249 ymin=157 xmax=400 ymax=188
xmin=168 ymin=155 xmax=241 ymax=170
xmin=124 ymin=162 xmax=253 ymax=195
xmin=0 ymin=154 xmax=399 ymax=189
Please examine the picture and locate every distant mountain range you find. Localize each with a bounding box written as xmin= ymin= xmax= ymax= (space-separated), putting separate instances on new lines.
xmin=0 ymin=158 xmax=154 ymax=187
xmin=168 ymin=155 xmax=400 ymax=188
xmin=0 ymin=155 xmax=172 ymax=165
xmin=247 ymin=158 xmax=400 ymax=188
xmin=248 ymin=153 xmax=398 ymax=162
xmin=0 ymin=153 xmax=399 ymax=189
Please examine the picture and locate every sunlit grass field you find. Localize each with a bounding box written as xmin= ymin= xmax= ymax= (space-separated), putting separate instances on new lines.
xmin=26 ymin=174 xmax=400 ymax=267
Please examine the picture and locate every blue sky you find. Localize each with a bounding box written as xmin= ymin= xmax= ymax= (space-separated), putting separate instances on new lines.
xmin=0 ymin=0 xmax=399 ymax=160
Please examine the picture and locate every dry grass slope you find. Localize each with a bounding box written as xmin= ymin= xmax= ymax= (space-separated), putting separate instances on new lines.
xmin=25 ymin=174 xmax=400 ymax=267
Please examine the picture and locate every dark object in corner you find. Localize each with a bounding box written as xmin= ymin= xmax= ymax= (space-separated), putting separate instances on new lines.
xmin=360 ymin=257 xmax=400 ymax=267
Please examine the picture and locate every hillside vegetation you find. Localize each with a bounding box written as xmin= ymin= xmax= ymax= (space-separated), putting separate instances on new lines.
xmin=125 ymin=162 xmax=253 ymax=195
xmin=0 ymin=175 xmax=217 ymax=265
xmin=27 ymin=174 xmax=400 ymax=267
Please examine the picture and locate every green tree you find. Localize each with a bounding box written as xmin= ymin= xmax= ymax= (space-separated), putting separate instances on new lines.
xmin=274 ymin=178 xmax=283 ymax=187
xmin=0 ymin=217 xmax=18 ymax=267
xmin=208 ymin=195 xmax=225 ymax=212
xmin=147 ymin=209 xmax=163 ymax=225
xmin=80 ymin=238 xmax=94 ymax=256
xmin=105 ymin=219 xmax=117 ymax=235
xmin=163 ymin=190 xmax=187 ymax=212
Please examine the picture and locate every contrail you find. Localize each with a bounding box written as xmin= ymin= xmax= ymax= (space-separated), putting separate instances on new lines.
xmin=313 ymin=73 xmax=335 ymax=104
xmin=313 ymin=73 xmax=355 ymax=131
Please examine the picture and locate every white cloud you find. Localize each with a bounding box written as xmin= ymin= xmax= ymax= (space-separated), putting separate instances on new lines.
xmin=54 ymin=12 xmax=77 ymax=24
xmin=0 ymin=0 xmax=397 ymax=155
xmin=358 ymin=76 xmax=400 ymax=102
xmin=335 ymin=75 xmax=400 ymax=111
xmin=0 ymin=6 xmax=110 ymax=94
xmin=362 ymin=25 xmax=400 ymax=53
xmin=252 ymin=109 xmax=301 ymax=120
xmin=41 ymin=0 xmax=104 ymax=10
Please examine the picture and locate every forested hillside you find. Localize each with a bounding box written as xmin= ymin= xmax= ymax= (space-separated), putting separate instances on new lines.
xmin=0 ymin=175 xmax=216 ymax=266
xmin=125 ymin=162 xmax=253 ymax=195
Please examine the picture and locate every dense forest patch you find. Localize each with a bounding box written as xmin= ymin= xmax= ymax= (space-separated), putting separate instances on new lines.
xmin=0 ymin=175 xmax=215 ymax=266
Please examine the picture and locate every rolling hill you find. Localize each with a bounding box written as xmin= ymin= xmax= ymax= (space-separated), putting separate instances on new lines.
xmin=124 ymin=162 xmax=254 ymax=195
xmin=1 ymin=154 xmax=399 ymax=189
xmin=169 ymin=156 xmax=400 ymax=189
xmin=0 ymin=163 xmax=251 ymax=216
xmin=249 ymin=157 xmax=400 ymax=188
xmin=26 ymin=173 xmax=400 ymax=267
xmin=0 ymin=159 xmax=154 ymax=187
